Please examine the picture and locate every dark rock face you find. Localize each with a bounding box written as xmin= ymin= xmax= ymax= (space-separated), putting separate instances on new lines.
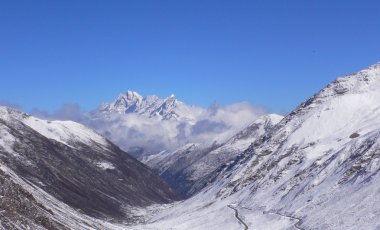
xmin=0 ymin=169 xmax=67 ymax=230
xmin=0 ymin=107 xmax=180 ymax=227
xmin=350 ymin=132 xmax=360 ymax=138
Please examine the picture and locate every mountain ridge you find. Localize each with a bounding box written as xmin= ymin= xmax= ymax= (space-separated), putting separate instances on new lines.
xmin=97 ymin=91 xmax=198 ymax=121
xmin=0 ymin=106 xmax=180 ymax=229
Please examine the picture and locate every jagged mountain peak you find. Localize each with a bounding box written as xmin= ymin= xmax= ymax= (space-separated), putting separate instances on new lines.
xmin=126 ymin=90 xmax=142 ymax=98
xmin=110 ymin=91 xmax=144 ymax=113
xmin=97 ymin=90 xmax=199 ymax=121
xmin=119 ymin=90 xmax=144 ymax=104
xmin=163 ymin=93 xmax=180 ymax=105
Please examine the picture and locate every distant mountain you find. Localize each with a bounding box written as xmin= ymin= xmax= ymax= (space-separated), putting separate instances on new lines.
xmin=133 ymin=63 xmax=380 ymax=229
xmin=96 ymin=90 xmax=202 ymax=121
xmin=86 ymin=91 xmax=265 ymax=159
xmin=0 ymin=106 xmax=179 ymax=229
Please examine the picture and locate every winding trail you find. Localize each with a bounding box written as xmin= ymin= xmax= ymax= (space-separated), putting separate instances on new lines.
xmin=265 ymin=211 xmax=304 ymax=230
xmin=227 ymin=205 xmax=249 ymax=230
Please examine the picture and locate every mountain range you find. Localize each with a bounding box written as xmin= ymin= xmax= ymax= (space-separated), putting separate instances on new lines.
xmin=97 ymin=91 xmax=201 ymax=121
xmin=1 ymin=63 xmax=380 ymax=229
xmin=85 ymin=91 xmax=265 ymax=159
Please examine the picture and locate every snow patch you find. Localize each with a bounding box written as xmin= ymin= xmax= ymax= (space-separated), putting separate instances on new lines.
xmin=23 ymin=117 xmax=108 ymax=148
xmin=96 ymin=162 xmax=115 ymax=170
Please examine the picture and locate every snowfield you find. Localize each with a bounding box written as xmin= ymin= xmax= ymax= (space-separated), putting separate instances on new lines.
xmin=23 ymin=116 xmax=109 ymax=148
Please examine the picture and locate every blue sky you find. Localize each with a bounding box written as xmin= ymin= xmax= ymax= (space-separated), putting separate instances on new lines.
xmin=1 ymin=0 xmax=380 ymax=113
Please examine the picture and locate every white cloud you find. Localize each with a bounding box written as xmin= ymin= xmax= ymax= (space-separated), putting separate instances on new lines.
xmin=86 ymin=102 xmax=267 ymax=155
xmin=32 ymin=101 xmax=268 ymax=157
xmin=31 ymin=104 xmax=84 ymax=122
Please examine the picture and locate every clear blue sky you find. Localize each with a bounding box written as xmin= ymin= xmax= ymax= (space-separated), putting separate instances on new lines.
xmin=1 ymin=0 xmax=380 ymax=113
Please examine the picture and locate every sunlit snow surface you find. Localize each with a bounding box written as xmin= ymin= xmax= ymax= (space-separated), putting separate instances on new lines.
xmin=96 ymin=162 xmax=116 ymax=170
xmin=23 ymin=116 xmax=108 ymax=147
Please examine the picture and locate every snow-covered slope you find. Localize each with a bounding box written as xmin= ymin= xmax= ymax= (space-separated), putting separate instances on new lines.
xmin=222 ymin=62 xmax=380 ymax=195
xmin=131 ymin=63 xmax=380 ymax=229
xmin=0 ymin=106 xmax=179 ymax=229
xmin=144 ymin=114 xmax=283 ymax=197
xmin=212 ymin=62 xmax=380 ymax=229
xmin=23 ymin=116 xmax=108 ymax=148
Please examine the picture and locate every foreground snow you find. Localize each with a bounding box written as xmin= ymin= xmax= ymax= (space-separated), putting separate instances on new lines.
xmin=130 ymin=189 xmax=295 ymax=230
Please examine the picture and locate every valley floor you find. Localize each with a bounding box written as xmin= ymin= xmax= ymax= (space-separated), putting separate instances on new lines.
xmin=129 ymin=192 xmax=296 ymax=230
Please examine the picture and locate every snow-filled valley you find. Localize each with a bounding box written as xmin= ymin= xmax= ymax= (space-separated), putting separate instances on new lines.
xmin=1 ymin=63 xmax=380 ymax=229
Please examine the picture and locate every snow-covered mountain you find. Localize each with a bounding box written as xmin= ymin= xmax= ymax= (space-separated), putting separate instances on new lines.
xmin=0 ymin=106 xmax=179 ymax=229
xmin=96 ymin=90 xmax=202 ymax=121
xmin=143 ymin=114 xmax=283 ymax=197
xmin=86 ymin=92 xmax=266 ymax=159
xmin=129 ymin=63 xmax=380 ymax=229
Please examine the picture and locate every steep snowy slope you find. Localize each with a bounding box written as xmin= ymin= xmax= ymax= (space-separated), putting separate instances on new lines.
xmin=221 ymin=63 xmax=380 ymax=195
xmin=0 ymin=106 xmax=179 ymax=229
xmin=132 ymin=63 xmax=380 ymax=230
xmin=144 ymin=114 xmax=283 ymax=197
xmin=213 ymin=62 xmax=380 ymax=229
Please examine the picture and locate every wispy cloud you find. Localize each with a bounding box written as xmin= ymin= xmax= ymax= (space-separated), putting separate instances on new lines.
xmin=31 ymin=104 xmax=84 ymax=121
xmin=31 ymin=101 xmax=268 ymax=156
xmin=84 ymin=102 xmax=268 ymax=154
